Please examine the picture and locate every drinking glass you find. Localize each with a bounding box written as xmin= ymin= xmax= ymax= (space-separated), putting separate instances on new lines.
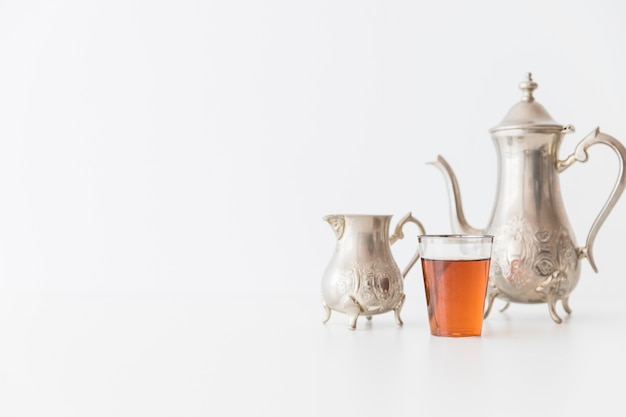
xmin=418 ymin=235 xmax=494 ymax=337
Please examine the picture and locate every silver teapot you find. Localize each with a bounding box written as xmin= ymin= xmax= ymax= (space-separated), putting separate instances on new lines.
xmin=321 ymin=213 xmax=424 ymax=330
xmin=432 ymin=73 xmax=626 ymax=323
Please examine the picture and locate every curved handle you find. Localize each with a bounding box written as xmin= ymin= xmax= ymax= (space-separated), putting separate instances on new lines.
xmin=557 ymin=127 xmax=626 ymax=272
xmin=389 ymin=212 xmax=426 ymax=278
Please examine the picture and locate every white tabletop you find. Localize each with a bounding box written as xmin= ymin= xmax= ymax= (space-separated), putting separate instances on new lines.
xmin=0 ymin=290 xmax=623 ymax=417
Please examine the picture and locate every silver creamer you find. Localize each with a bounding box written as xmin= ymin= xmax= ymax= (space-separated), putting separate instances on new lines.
xmin=321 ymin=213 xmax=424 ymax=330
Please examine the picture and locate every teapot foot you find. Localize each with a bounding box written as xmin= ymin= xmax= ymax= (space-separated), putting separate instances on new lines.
xmin=322 ymin=301 xmax=332 ymax=324
xmin=562 ymin=297 xmax=572 ymax=314
xmin=483 ymin=287 xmax=500 ymax=319
xmin=547 ymin=296 xmax=563 ymax=324
xmin=320 ymin=301 xmax=362 ymax=330
xmin=482 ymin=283 xmax=574 ymax=323
xmin=343 ymin=295 xmax=363 ymax=330
xmin=348 ymin=314 xmax=359 ymax=330
xmin=547 ymin=296 xmax=572 ymax=324
xmin=394 ymin=294 xmax=406 ymax=327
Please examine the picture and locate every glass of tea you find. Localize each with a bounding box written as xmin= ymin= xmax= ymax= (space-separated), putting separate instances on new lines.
xmin=418 ymin=235 xmax=494 ymax=337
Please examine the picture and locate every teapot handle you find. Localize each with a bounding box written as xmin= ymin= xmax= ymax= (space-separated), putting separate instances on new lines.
xmin=389 ymin=212 xmax=426 ymax=278
xmin=557 ymin=127 xmax=626 ymax=272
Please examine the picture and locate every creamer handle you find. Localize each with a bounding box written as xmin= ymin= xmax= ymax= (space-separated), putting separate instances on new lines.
xmin=557 ymin=127 xmax=626 ymax=272
xmin=389 ymin=212 xmax=426 ymax=278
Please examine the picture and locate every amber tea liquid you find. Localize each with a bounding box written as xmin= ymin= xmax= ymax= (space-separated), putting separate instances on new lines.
xmin=421 ymin=258 xmax=491 ymax=337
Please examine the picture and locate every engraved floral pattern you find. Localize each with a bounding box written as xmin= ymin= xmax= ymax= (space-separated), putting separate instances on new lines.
xmin=492 ymin=217 xmax=536 ymax=289
xmin=534 ymin=257 xmax=555 ymax=276
xmin=557 ymin=231 xmax=577 ymax=267
xmin=340 ymin=262 xmax=401 ymax=312
xmin=536 ymin=227 xmax=551 ymax=243
xmin=492 ymin=217 xmax=578 ymax=293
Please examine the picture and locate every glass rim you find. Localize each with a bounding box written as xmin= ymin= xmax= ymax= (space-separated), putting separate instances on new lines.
xmin=418 ymin=234 xmax=494 ymax=240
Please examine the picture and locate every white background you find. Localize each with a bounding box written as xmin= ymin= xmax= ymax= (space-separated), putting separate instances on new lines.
xmin=1 ymin=0 xmax=626 ymax=299
xmin=1 ymin=1 xmax=626 ymax=416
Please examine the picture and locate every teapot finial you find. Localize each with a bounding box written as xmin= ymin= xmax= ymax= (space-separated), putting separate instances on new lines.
xmin=519 ymin=72 xmax=538 ymax=102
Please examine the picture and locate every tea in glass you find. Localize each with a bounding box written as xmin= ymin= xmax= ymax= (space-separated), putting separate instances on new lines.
xmin=418 ymin=235 xmax=493 ymax=337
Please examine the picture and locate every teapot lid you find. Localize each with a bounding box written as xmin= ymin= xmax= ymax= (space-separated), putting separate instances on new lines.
xmin=490 ymin=73 xmax=563 ymax=133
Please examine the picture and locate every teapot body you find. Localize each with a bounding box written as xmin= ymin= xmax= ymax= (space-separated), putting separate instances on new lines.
xmin=486 ymin=130 xmax=580 ymax=306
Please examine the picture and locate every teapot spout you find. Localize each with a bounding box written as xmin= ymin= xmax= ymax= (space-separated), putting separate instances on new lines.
xmin=323 ymin=214 xmax=345 ymax=240
xmin=429 ymin=155 xmax=482 ymax=235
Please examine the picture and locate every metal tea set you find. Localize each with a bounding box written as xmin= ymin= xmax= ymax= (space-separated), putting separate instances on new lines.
xmin=321 ymin=73 xmax=626 ymax=330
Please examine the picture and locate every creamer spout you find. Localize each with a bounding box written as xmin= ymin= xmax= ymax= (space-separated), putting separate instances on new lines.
xmin=323 ymin=214 xmax=345 ymax=240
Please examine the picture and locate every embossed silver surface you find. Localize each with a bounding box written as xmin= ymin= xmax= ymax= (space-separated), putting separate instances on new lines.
xmin=431 ymin=73 xmax=626 ymax=323
xmin=321 ymin=213 xmax=425 ymax=330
